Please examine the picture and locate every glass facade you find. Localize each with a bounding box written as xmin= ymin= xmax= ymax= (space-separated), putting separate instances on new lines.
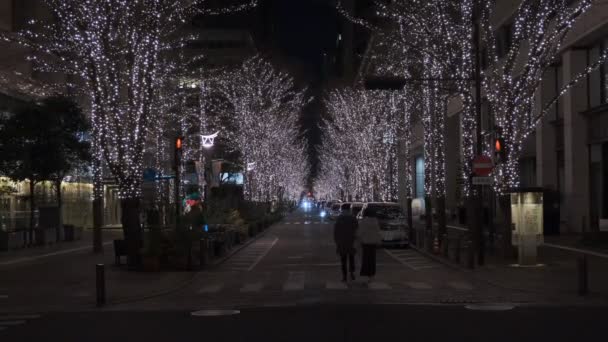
xmin=415 ymin=156 xmax=425 ymax=199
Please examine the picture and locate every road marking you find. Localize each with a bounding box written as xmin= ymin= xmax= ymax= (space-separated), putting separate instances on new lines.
xmin=368 ymin=282 xmax=391 ymax=290
xmin=294 ymin=222 xmax=300 ymax=224
xmin=240 ymin=282 xmax=264 ymax=293
xmin=247 ymin=237 xmax=279 ymax=271
xmin=448 ymin=281 xmax=474 ymax=290
xmin=0 ymin=315 xmax=41 ymax=320
xmin=405 ymin=282 xmax=433 ymax=289
xmin=326 ymin=281 xmax=348 ymax=290
xmin=283 ymin=282 xmax=304 ymax=291
xmin=0 ymin=295 xmax=7 ymax=299
xmin=411 ymin=265 xmax=438 ymax=270
xmin=0 ymin=241 xmax=113 ymax=266
xmin=284 ymin=271 xmax=306 ymax=291
xmin=0 ymin=320 xmax=26 ymax=326
xmin=198 ymin=284 xmax=223 ymax=294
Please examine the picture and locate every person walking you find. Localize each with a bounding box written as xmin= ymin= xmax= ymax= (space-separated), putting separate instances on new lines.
xmin=334 ymin=208 xmax=359 ymax=282
xmin=358 ymin=210 xmax=382 ymax=283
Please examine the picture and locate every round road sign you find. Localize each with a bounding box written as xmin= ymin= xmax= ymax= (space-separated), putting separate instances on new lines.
xmin=473 ymin=155 xmax=494 ymax=176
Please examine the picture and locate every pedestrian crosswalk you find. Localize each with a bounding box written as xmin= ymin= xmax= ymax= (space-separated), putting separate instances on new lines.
xmin=384 ymin=249 xmax=442 ymax=271
xmin=283 ymin=221 xmax=331 ymax=225
xmin=195 ymin=279 xmax=474 ymax=295
xmin=0 ymin=314 xmax=41 ymax=333
xmin=224 ymin=237 xmax=278 ymax=271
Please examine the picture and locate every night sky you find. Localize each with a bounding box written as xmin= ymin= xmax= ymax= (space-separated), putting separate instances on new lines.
xmin=267 ymin=0 xmax=340 ymax=182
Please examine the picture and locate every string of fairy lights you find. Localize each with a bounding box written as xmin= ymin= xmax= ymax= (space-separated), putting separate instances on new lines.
xmin=328 ymin=0 xmax=608 ymax=203
xmin=213 ymin=56 xmax=309 ymax=202
xmin=317 ymin=89 xmax=404 ymax=202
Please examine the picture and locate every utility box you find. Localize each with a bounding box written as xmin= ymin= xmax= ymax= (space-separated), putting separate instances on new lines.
xmin=511 ymin=189 xmax=544 ymax=266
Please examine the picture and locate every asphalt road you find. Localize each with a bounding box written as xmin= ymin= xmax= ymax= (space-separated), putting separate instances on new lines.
xmin=2 ymin=208 xmax=608 ymax=341
xmin=2 ymin=305 xmax=607 ymax=341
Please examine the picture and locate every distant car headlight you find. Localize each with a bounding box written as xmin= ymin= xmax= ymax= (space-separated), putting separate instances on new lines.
xmin=320 ymin=210 xmax=327 ymax=218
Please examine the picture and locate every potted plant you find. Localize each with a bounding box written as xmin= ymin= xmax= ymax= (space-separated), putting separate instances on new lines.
xmin=142 ymin=226 xmax=162 ymax=272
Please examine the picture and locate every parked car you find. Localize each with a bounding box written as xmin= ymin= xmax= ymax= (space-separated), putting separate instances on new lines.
xmin=328 ymin=202 xmax=343 ymax=220
xmin=349 ymin=202 xmax=364 ymax=216
xmin=357 ymin=202 xmax=408 ymax=248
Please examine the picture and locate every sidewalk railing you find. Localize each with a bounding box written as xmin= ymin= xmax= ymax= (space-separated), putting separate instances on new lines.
xmin=541 ymin=242 xmax=608 ymax=296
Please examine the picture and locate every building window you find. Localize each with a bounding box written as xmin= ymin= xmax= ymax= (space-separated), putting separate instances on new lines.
xmin=601 ymin=39 xmax=608 ymax=104
xmin=415 ymin=156 xmax=425 ymax=199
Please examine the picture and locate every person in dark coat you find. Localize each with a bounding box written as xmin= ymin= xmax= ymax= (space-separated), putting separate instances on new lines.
xmin=334 ymin=209 xmax=359 ymax=282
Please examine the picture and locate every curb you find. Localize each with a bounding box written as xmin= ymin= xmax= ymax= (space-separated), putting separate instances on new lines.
xmin=409 ymin=243 xmax=472 ymax=273
xmin=208 ymin=227 xmax=271 ymax=267
xmin=105 ymin=223 xmax=277 ymax=307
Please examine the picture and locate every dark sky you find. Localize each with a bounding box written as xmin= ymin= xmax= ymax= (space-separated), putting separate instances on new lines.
xmin=267 ymin=0 xmax=340 ymax=181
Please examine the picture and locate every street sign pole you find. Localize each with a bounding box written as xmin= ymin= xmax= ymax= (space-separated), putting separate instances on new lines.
xmin=473 ymin=5 xmax=485 ymax=266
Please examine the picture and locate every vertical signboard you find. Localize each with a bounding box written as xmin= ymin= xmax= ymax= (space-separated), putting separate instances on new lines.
xmin=511 ymin=191 xmax=544 ymax=266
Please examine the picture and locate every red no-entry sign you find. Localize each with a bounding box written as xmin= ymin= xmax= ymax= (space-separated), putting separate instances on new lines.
xmin=473 ymin=155 xmax=494 ymax=177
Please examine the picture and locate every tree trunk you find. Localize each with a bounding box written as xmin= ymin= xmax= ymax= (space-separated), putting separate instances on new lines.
xmin=55 ymin=179 xmax=63 ymax=243
xmin=92 ymin=163 xmax=104 ymax=253
xmin=437 ymin=195 xmax=447 ymax=239
xmin=407 ymin=197 xmax=414 ymax=243
xmin=499 ymin=194 xmax=514 ymax=260
xmin=29 ymin=180 xmax=36 ymax=246
xmin=425 ymin=195 xmax=433 ymax=252
xmin=93 ymin=196 xmax=104 ymax=253
xmin=425 ymin=195 xmax=433 ymax=232
xmin=121 ymin=197 xmax=142 ymax=270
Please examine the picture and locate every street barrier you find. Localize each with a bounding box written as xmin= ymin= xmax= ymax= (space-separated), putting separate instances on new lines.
xmin=96 ymin=264 xmax=106 ymax=307
xmin=543 ymin=243 xmax=608 ymax=296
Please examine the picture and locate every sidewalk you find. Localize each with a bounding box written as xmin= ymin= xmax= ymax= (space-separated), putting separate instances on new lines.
xmin=0 ymin=230 xmax=120 ymax=266
xmin=410 ymin=220 xmax=608 ymax=303
xmin=0 ymin=225 xmax=272 ymax=313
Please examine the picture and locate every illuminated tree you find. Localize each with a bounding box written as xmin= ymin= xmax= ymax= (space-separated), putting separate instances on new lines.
xmin=318 ymin=89 xmax=405 ymax=202
xmin=215 ymin=57 xmax=309 ymax=202
xmin=3 ymin=0 xmax=257 ymax=265
xmin=478 ymin=0 xmax=608 ymax=191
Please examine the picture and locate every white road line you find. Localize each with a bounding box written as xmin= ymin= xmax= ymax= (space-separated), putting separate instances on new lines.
xmin=326 ymin=281 xmax=348 ymax=290
xmin=411 ymin=265 xmax=438 ymax=270
xmin=240 ymin=282 xmax=264 ymax=293
xmin=247 ymin=237 xmax=279 ymax=271
xmin=197 ymin=284 xmax=223 ymax=294
xmin=448 ymin=281 xmax=474 ymax=290
xmin=0 ymin=315 xmax=41 ymax=320
xmin=0 ymin=320 xmax=26 ymax=326
xmin=405 ymin=282 xmax=433 ymax=289
xmin=0 ymin=295 xmax=8 ymax=299
xmin=368 ymin=282 xmax=391 ymax=290
xmin=0 ymin=241 xmax=113 ymax=266
xmin=283 ymin=282 xmax=304 ymax=291
xmin=294 ymin=222 xmax=300 ymax=224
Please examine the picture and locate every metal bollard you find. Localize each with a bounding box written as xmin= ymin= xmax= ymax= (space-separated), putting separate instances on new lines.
xmin=455 ymin=236 xmax=461 ymax=263
xmin=578 ymin=256 xmax=588 ymax=296
xmin=466 ymin=241 xmax=475 ymax=269
xmin=96 ymin=264 xmax=106 ymax=307
xmin=199 ymin=238 xmax=208 ymax=269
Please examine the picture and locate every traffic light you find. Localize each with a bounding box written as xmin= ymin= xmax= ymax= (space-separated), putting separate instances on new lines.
xmin=493 ymin=128 xmax=506 ymax=164
xmin=175 ymin=136 xmax=183 ymax=151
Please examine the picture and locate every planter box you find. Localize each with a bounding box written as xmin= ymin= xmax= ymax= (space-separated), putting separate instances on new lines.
xmin=34 ymin=228 xmax=57 ymax=246
xmin=0 ymin=231 xmax=7 ymax=251
xmin=142 ymin=256 xmax=161 ymax=272
xmin=64 ymin=225 xmax=75 ymax=241
xmin=7 ymin=231 xmax=26 ymax=249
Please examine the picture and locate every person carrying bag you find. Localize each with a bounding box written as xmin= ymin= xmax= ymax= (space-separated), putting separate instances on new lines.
xmin=358 ymin=210 xmax=382 ymax=283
